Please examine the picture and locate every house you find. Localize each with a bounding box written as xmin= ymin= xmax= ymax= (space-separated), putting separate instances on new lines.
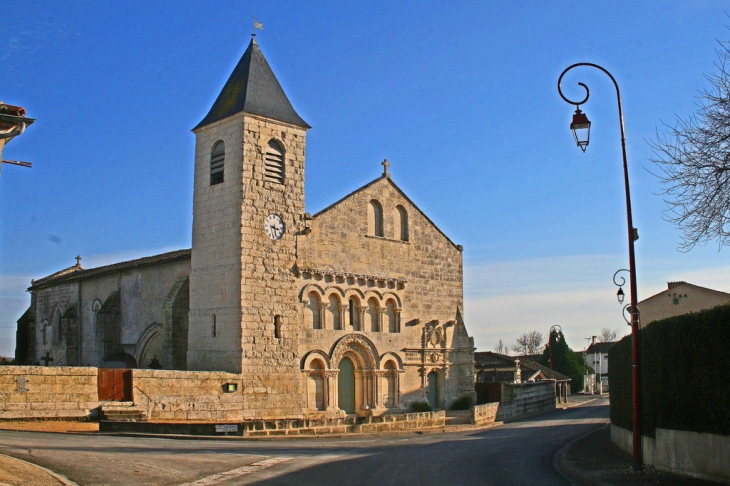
xmin=639 ymin=281 xmax=730 ymax=325
xmin=474 ymin=351 xmax=571 ymax=403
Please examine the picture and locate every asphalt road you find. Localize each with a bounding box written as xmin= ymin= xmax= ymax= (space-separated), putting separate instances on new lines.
xmin=0 ymin=397 xmax=609 ymax=486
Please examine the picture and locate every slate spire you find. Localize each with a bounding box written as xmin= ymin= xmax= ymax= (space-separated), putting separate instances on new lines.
xmin=194 ymin=38 xmax=309 ymax=130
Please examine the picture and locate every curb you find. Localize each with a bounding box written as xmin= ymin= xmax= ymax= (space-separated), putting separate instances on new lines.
xmin=553 ymin=423 xmax=611 ymax=486
xmin=100 ymin=421 xmax=504 ymax=441
xmin=0 ymin=453 xmax=79 ymax=486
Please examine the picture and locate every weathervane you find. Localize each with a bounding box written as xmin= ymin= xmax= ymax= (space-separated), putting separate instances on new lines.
xmin=252 ymin=15 xmax=264 ymax=37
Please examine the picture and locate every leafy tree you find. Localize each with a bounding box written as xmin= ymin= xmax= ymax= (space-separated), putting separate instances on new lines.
xmin=598 ymin=328 xmax=619 ymax=342
xmin=539 ymin=330 xmax=592 ymax=390
xmin=650 ymin=38 xmax=730 ymax=250
xmin=511 ymin=331 xmax=544 ymax=355
xmin=493 ymin=339 xmax=508 ymax=355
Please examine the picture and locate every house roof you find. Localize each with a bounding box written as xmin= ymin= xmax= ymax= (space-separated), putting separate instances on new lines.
xmin=194 ymin=38 xmax=309 ymax=130
xmin=312 ymin=175 xmax=461 ymax=250
xmin=639 ymin=281 xmax=730 ymax=305
xmin=475 ymin=351 xmax=572 ymax=382
xmin=586 ymin=342 xmax=613 ymax=354
xmin=519 ymin=360 xmax=571 ymax=382
xmin=29 ymin=249 xmax=191 ymax=290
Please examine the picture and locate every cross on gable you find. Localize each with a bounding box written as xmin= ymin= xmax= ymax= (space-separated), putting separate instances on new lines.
xmin=41 ymin=352 xmax=54 ymax=366
xmin=75 ymin=255 xmax=82 ymax=266
xmin=381 ymin=159 xmax=390 ymax=178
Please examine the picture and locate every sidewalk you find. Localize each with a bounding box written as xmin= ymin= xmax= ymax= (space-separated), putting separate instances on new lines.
xmin=0 ymin=454 xmax=77 ymax=486
xmin=558 ymin=424 xmax=719 ymax=486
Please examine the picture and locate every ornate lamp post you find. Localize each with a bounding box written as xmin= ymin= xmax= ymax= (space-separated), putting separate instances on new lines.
xmin=558 ymin=63 xmax=642 ymax=470
xmin=548 ymin=324 xmax=562 ymax=370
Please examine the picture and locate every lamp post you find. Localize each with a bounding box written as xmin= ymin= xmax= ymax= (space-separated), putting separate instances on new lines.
xmin=548 ymin=324 xmax=562 ymax=370
xmin=558 ymin=63 xmax=642 ymax=470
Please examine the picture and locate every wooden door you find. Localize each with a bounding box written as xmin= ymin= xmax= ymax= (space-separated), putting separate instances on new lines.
xmin=98 ymin=368 xmax=133 ymax=402
xmin=338 ymin=358 xmax=356 ymax=413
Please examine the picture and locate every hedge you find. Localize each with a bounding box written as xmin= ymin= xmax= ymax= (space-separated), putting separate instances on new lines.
xmin=609 ymin=303 xmax=730 ymax=437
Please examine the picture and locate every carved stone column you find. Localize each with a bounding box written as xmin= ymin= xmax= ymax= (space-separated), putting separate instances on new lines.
xmin=376 ymin=306 xmax=384 ymax=332
xmin=325 ymin=371 xmax=339 ymax=412
xmin=395 ymin=307 xmax=403 ymax=333
xmin=318 ymin=302 xmax=328 ymax=330
xmin=358 ymin=306 xmax=366 ymax=332
xmin=339 ymin=304 xmax=348 ymax=331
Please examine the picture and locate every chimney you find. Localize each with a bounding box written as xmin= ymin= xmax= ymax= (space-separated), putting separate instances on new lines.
xmin=592 ymin=336 xmax=597 ymax=345
xmin=668 ymin=281 xmax=686 ymax=290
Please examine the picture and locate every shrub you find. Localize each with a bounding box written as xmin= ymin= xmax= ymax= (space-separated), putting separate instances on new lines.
xmin=609 ymin=303 xmax=730 ymax=437
xmin=450 ymin=396 xmax=473 ymax=410
xmin=410 ymin=401 xmax=432 ymax=413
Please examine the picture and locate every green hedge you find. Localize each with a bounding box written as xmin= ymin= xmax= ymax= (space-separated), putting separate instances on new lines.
xmin=609 ymin=303 xmax=730 ymax=437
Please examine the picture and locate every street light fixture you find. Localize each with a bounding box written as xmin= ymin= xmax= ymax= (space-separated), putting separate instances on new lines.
xmin=570 ymin=108 xmax=591 ymax=152
xmin=616 ymin=287 xmax=625 ymax=304
xmin=558 ymin=63 xmax=643 ymax=470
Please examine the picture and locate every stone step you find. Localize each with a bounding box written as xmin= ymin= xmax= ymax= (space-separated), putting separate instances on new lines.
xmin=102 ymin=410 xmax=146 ymax=422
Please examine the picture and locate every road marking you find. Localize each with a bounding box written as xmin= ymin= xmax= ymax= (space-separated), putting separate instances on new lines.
xmin=179 ymin=457 xmax=293 ymax=486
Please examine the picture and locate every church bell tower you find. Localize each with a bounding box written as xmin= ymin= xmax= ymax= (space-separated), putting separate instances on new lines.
xmin=187 ymin=36 xmax=310 ymax=389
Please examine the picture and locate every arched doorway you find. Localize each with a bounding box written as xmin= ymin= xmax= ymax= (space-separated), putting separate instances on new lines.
xmin=427 ymin=371 xmax=439 ymax=409
xmin=338 ymin=357 xmax=356 ymax=413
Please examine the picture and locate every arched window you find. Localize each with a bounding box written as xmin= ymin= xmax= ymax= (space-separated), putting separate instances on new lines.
xmin=265 ymin=139 xmax=285 ymax=184
xmin=385 ymin=299 xmax=398 ymax=333
xmin=327 ymin=294 xmax=341 ymax=330
xmin=308 ymin=359 xmax=325 ymax=411
xmin=367 ymin=297 xmax=379 ymax=332
xmin=394 ymin=205 xmax=408 ymax=241
xmin=384 ymin=360 xmax=397 ymax=408
xmin=306 ymin=292 xmax=322 ymax=330
xmin=210 ymin=141 xmax=225 ymax=185
xmin=348 ymin=297 xmax=360 ymax=331
xmin=368 ymin=200 xmax=384 ymax=237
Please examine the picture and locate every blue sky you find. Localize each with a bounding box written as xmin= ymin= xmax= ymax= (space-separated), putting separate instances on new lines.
xmin=2 ymin=1 xmax=729 ymax=356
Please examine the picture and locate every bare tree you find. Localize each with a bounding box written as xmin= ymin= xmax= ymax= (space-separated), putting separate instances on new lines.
xmin=650 ymin=38 xmax=730 ymax=250
xmin=510 ymin=331 xmax=544 ymax=355
xmin=493 ymin=339 xmax=508 ymax=355
xmin=598 ymin=328 xmax=619 ymax=343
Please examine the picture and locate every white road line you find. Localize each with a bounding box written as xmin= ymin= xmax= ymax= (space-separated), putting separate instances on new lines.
xmin=179 ymin=457 xmax=293 ymax=486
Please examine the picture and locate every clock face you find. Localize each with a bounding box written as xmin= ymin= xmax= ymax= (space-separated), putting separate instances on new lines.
xmin=265 ymin=214 xmax=285 ymax=240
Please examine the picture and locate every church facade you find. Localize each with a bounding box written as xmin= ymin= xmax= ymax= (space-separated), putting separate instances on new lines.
xmin=15 ymin=38 xmax=476 ymax=416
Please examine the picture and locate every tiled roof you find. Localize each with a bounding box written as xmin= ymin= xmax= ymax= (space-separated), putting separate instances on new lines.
xmin=194 ymin=38 xmax=309 ymax=130
xmin=29 ymin=249 xmax=191 ymax=290
xmin=586 ymin=342 xmax=614 ymax=354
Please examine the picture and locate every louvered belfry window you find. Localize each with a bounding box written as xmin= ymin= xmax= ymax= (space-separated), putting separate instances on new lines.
xmin=265 ymin=140 xmax=285 ymax=184
xmin=210 ymin=141 xmax=225 ymax=185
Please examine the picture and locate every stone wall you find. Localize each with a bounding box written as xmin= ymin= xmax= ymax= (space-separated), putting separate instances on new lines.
xmin=470 ymin=381 xmax=556 ymax=425
xmin=0 ymin=366 xmax=98 ymax=419
xmin=612 ymin=424 xmax=730 ymax=482
xmin=471 ymin=402 xmax=499 ymax=426
xmin=496 ymin=381 xmax=555 ymax=421
xmin=99 ymin=410 xmax=445 ymax=436
xmin=133 ymin=369 xmax=245 ymax=421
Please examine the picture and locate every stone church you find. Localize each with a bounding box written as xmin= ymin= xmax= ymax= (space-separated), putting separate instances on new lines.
xmin=15 ymin=38 xmax=476 ymax=415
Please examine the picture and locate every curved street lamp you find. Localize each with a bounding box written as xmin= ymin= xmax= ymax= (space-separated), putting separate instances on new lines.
xmin=558 ymin=63 xmax=643 ymax=470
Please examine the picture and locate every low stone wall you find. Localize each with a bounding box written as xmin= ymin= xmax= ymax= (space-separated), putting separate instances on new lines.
xmin=0 ymin=366 xmax=98 ymax=419
xmin=132 ymin=369 xmax=245 ymax=422
xmin=470 ymin=381 xmax=555 ymax=425
xmin=100 ymin=410 xmax=445 ymax=436
xmin=471 ymin=402 xmax=499 ymax=426
xmin=611 ymin=424 xmax=730 ymax=482
xmin=243 ymin=410 xmax=445 ymax=436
